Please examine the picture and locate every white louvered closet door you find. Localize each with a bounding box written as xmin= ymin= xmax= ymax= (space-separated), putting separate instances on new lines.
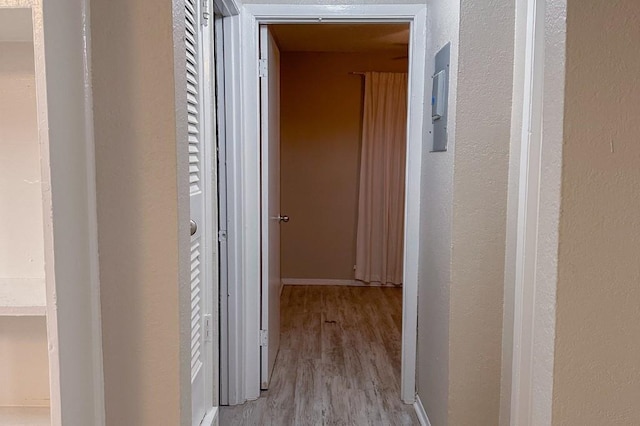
xmin=186 ymin=0 xmax=209 ymax=424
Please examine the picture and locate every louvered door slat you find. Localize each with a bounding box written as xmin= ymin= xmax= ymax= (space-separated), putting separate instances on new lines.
xmin=190 ymin=235 xmax=202 ymax=372
xmin=185 ymin=30 xmax=197 ymax=47
xmin=186 ymin=62 xmax=198 ymax=79
xmin=186 ymin=0 xmax=208 ymax=423
xmin=186 ymin=0 xmax=201 ymax=196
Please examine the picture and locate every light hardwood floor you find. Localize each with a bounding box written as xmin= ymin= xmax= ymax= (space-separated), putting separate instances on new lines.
xmin=220 ymin=285 xmax=418 ymax=425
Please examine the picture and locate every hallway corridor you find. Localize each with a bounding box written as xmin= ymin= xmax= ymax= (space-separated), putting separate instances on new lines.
xmin=220 ymin=285 xmax=418 ymax=425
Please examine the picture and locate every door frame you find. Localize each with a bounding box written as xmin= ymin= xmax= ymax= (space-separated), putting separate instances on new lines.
xmin=197 ymin=0 xmax=217 ymax=421
xmin=196 ymin=0 xmax=241 ymax=418
xmin=509 ymin=0 xmax=566 ymax=424
xmin=211 ymin=0 xmax=242 ymax=407
xmin=228 ymin=3 xmax=427 ymax=404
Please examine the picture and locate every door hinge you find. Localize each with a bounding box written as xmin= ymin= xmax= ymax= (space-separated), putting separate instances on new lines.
xmin=218 ymin=229 xmax=228 ymax=242
xmin=259 ymin=59 xmax=268 ymax=78
xmin=204 ymin=314 xmax=212 ymax=342
xmin=260 ymin=329 xmax=268 ymax=347
xmin=201 ymin=0 xmax=210 ymax=26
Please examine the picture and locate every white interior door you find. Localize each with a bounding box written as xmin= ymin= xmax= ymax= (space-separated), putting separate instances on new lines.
xmin=259 ymin=25 xmax=282 ymax=390
xmin=186 ymin=0 xmax=212 ymax=423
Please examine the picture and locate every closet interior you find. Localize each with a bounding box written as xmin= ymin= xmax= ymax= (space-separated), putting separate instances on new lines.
xmin=0 ymin=7 xmax=51 ymax=426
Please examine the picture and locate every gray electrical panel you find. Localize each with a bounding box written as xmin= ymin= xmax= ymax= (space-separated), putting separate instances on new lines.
xmin=431 ymin=42 xmax=450 ymax=152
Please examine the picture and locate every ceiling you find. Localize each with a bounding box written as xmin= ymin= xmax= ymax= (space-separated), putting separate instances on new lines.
xmin=270 ymin=24 xmax=409 ymax=54
xmin=0 ymin=8 xmax=32 ymax=42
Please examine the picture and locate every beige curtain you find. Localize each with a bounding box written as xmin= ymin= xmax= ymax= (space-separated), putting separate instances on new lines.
xmin=355 ymin=72 xmax=408 ymax=286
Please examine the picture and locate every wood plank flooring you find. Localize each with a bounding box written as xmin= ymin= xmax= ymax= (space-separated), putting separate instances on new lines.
xmin=220 ymin=285 xmax=418 ymax=425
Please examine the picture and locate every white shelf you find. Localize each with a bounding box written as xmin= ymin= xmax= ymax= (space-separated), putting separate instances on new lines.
xmin=0 ymin=407 xmax=50 ymax=426
xmin=0 ymin=278 xmax=46 ymax=316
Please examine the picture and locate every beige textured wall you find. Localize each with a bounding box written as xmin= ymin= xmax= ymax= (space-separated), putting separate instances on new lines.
xmin=417 ymin=0 xmax=514 ymax=424
xmin=280 ymin=51 xmax=407 ymax=280
xmin=449 ymin=0 xmax=513 ymax=424
xmin=553 ymin=1 xmax=640 ymax=423
xmin=416 ymin=0 xmax=459 ymax=423
xmin=91 ymin=0 xmax=189 ymax=424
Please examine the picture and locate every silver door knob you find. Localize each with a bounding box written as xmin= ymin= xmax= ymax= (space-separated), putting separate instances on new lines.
xmin=278 ymin=215 xmax=289 ymax=223
xmin=190 ymin=220 xmax=198 ymax=236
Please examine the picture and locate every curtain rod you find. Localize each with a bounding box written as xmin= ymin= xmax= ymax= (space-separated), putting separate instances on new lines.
xmin=349 ymin=71 xmax=366 ymax=76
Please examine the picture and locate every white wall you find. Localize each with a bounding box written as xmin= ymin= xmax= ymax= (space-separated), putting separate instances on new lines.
xmin=552 ymin=1 xmax=640 ymax=423
xmin=0 ymin=42 xmax=44 ymax=280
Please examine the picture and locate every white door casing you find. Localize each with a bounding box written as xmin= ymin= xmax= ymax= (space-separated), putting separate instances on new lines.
xmin=259 ymin=25 xmax=282 ymax=390
xmin=234 ymin=4 xmax=427 ymax=403
xmin=214 ymin=10 xmax=231 ymax=407
xmin=211 ymin=0 xmax=242 ymax=405
xmin=510 ymin=0 xmax=565 ymax=424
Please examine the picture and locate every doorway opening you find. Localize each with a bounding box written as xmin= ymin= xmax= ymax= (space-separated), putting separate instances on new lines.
xmin=220 ymin=11 xmax=426 ymax=419
xmin=217 ymin=2 xmax=427 ymax=414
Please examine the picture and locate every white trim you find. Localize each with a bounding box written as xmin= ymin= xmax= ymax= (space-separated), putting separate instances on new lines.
xmin=200 ymin=407 xmax=219 ymax=426
xmin=214 ymin=0 xmax=239 ymax=16
xmin=0 ymin=278 xmax=46 ymax=316
xmin=201 ymin=1 xmax=218 ymax=417
xmin=282 ymin=278 xmax=396 ymax=287
xmin=510 ymin=0 xmax=565 ymax=424
xmin=80 ymin=0 xmax=106 ymax=421
xmin=213 ymin=0 xmax=242 ymax=408
xmin=218 ymin=11 xmax=245 ymax=407
xmin=30 ymin=4 xmax=62 ymax=422
xmin=413 ymin=394 xmax=432 ymax=426
xmin=511 ymin=0 xmax=543 ymax=420
xmin=239 ymin=8 xmax=261 ymax=401
xmin=233 ymin=3 xmax=427 ymax=404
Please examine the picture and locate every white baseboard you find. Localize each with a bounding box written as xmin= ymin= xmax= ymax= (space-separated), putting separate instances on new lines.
xmin=414 ymin=395 xmax=432 ymax=426
xmin=202 ymin=407 xmax=219 ymax=426
xmin=281 ymin=278 xmax=389 ymax=287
